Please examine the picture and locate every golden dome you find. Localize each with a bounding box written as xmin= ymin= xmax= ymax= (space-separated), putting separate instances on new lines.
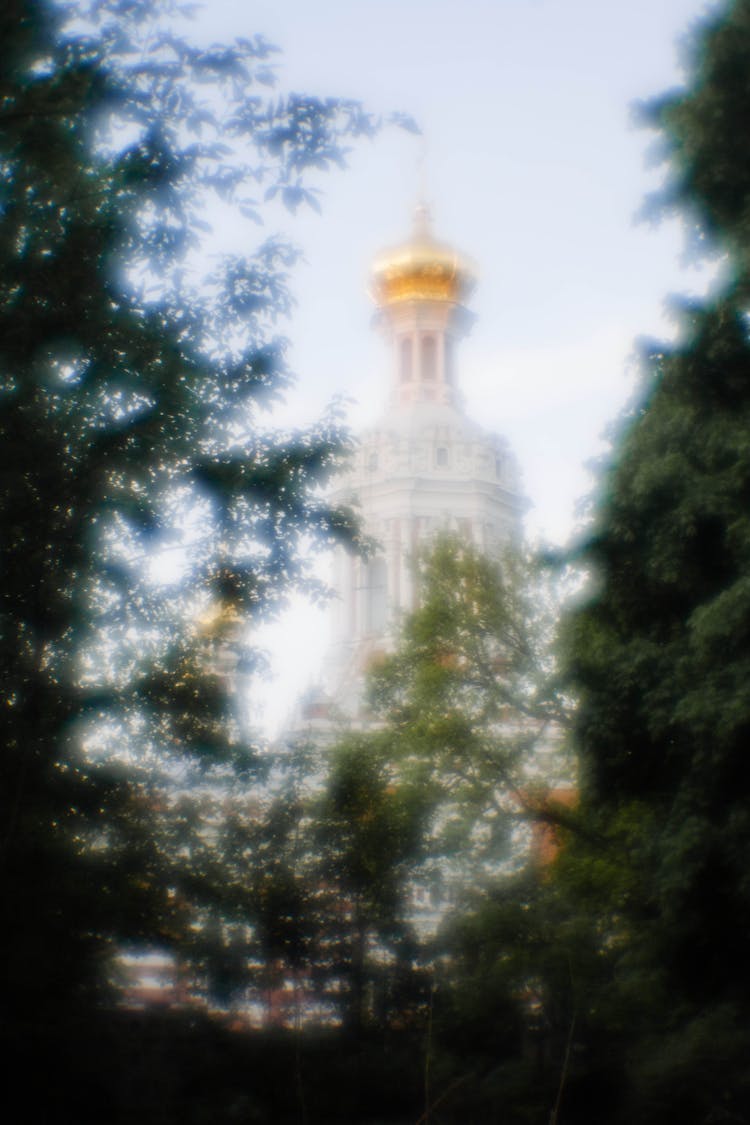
xmin=370 ymin=205 xmax=477 ymax=308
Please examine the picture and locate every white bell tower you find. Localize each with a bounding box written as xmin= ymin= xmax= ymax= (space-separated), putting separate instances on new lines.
xmin=313 ymin=208 xmax=526 ymax=723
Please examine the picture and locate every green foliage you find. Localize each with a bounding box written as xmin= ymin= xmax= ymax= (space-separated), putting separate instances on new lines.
xmin=258 ymin=536 xmax=571 ymax=1054
xmin=640 ymin=0 xmax=750 ymax=282
xmin=318 ymin=737 xmax=424 ymax=915
xmin=234 ymin=538 xmax=569 ymax=1045
xmin=0 ymin=0 xmax=380 ymax=1095
xmin=369 ymin=535 xmax=571 ymax=883
xmin=314 ymin=735 xmax=429 ymax=1030
xmin=566 ymin=2 xmax=750 ymax=1120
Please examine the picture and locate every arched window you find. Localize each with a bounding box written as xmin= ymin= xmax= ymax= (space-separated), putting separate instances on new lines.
xmin=421 ymin=335 xmax=437 ymax=380
xmin=400 ymin=337 xmax=413 ymax=382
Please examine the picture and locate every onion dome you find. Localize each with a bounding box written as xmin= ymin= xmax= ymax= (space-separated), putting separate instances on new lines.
xmin=370 ymin=204 xmax=477 ymax=308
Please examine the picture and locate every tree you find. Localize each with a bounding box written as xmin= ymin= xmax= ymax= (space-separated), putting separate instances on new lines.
xmin=299 ymin=536 xmax=576 ymax=1119
xmin=567 ymin=2 xmax=750 ymax=1120
xmin=368 ymin=535 xmax=571 ymax=888
xmin=314 ymin=733 xmax=428 ymax=1033
xmin=285 ymin=538 xmax=570 ymax=1040
xmin=227 ymin=537 xmax=568 ymax=1045
xmin=0 ymin=0 xmax=379 ymax=1102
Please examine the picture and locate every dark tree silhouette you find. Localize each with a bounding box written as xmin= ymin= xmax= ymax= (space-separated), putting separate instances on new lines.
xmin=0 ymin=0 xmax=377 ymax=1108
xmin=568 ymin=3 xmax=750 ymax=1120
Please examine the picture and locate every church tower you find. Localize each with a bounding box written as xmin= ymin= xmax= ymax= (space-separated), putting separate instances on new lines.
xmin=309 ymin=207 xmax=526 ymax=724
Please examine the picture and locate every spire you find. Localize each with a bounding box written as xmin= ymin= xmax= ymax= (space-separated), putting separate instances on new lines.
xmin=414 ymin=132 xmax=430 ymax=239
xmin=413 ymin=200 xmax=432 ymax=242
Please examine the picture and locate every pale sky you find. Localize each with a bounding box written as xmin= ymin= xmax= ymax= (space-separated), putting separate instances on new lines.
xmin=184 ymin=0 xmax=716 ymax=732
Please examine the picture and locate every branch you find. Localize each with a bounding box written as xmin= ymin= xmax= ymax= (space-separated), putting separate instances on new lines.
xmin=549 ymin=1008 xmax=576 ymax=1125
